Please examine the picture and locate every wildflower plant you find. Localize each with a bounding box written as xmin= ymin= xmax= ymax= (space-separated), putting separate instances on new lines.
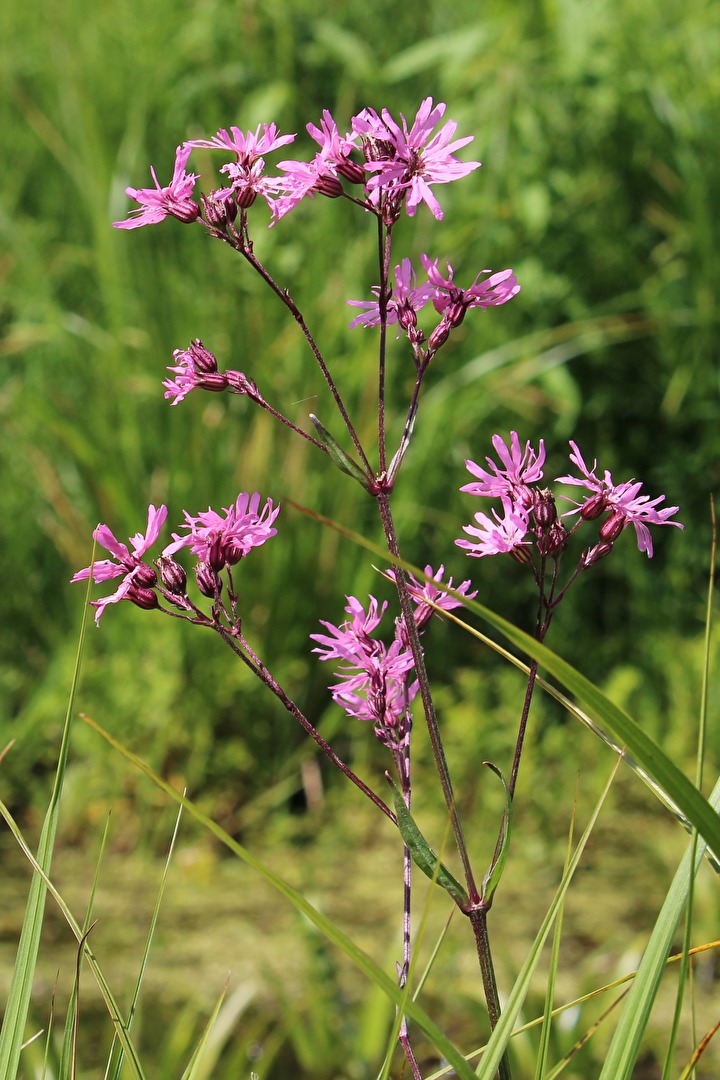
xmin=68 ymin=97 xmax=691 ymax=1077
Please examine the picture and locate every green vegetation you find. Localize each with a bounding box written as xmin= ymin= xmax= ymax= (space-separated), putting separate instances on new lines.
xmin=1 ymin=0 xmax=718 ymax=1076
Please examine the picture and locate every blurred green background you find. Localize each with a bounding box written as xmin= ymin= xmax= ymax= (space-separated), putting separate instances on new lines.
xmin=1 ymin=0 xmax=719 ymax=1075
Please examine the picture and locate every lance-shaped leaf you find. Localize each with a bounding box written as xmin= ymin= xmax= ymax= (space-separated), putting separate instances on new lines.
xmin=480 ymin=762 xmax=513 ymax=905
xmin=309 ymin=414 xmax=373 ymax=491
xmin=388 ymin=777 xmax=469 ymax=909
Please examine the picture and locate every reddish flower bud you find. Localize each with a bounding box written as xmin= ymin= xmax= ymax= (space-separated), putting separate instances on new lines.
xmin=510 ymin=544 xmax=533 ymax=565
xmin=133 ymin=561 xmax=158 ymax=588
xmin=168 ymin=197 xmax=201 ymax=224
xmin=427 ymin=319 xmax=451 ymax=353
xmin=128 ymin=586 xmax=159 ymax=611
xmin=533 ymin=489 xmax=557 ymax=529
xmin=581 ymin=542 xmax=614 ymax=569
xmin=196 ymin=561 xmax=221 ymax=598
xmin=599 ymin=509 xmax=626 ymax=543
xmin=202 ymin=189 xmax=237 ymax=227
xmin=580 ymin=493 xmax=607 ymax=521
xmin=314 ymin=175 xmax=344 ymax=199
xmin=337 ymin=157 xmax=367 ymax=185
xmin=187 ymin=340 xmax=218 ymax=373
xmin=158 ymin=555 xmax=187 ymax=595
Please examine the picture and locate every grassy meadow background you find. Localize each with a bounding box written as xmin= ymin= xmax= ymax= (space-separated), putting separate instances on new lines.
xmin=1 ymin=0 xmax=719 ymax=1075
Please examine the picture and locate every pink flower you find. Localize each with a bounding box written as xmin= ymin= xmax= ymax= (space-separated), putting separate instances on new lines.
xmin=163 ymin=340 xmax=228 ymax=404
xmin=352 ymin=97 xmax=481 ymax=219
xmin=306 ymin=110 xmax=364 ymax=182
xmin=184 ymin=124 xmax=295 ymax=212
xmin=347 ymin=258 xmax=435 ymax=330
xmin=163 ymin=492 xmax=280 ymax=568
xmin=113 ymin=146 xmax=200 ymax=229
xmin=384 ymin=564 xmax=477 ymax=631
xmin=311 ymin=596 xmax=417 ymax=743
xmin=461 ymin=432 xmax=546 ymax=506
xmin=421 ymin=256 xmax=521 ymax=316
xmin=71 ymin=505 xmax=167 ymax=622
xmin=557 ymin=441 xmax=683 ymax=557
xmin=456 ymin=496 xmax=531 ymax=559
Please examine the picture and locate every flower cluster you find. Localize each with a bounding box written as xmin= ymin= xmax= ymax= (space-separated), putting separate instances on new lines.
xmin=348 ymin=255 xmax=520 ymax=354
xmin=457 ymin=432 xmax=683 ymax=563
xmin=113 ymin=98 xmax=482 ymax=230
xmin=72 ymin=493 xmax=279 ymax=623
xmin=311 ymin=566 xmax=475 ymax=748
xmin=163 ymin=340 xmax=263 ymax=407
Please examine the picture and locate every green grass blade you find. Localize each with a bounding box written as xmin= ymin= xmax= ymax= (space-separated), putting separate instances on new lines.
xmin=598 ymin=773 xmax=720 ymax=1080
xmin=0 ymin=799 xmax=147 ymax=1080
xmin=106 ymin=798 xmax=185 ymax=1080
xmin=82 ymin=713 xmax=479 ymax=1080
xmin=0 ymin=568 xmax=92 ymax=1079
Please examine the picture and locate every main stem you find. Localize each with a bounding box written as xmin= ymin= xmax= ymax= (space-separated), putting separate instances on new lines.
xmin=375 ymin=491 xmax=479 ymax=904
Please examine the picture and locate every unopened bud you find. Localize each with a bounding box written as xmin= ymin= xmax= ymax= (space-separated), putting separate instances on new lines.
xmin=169 ymin=198 xmax=200 ymax=224
xmin=187 ymin=340 xmax=218 ymax=373
xmin=133 ymin=562 xmax=158 ymax=588
xmin=337 ymin=157 xmax=366 ymax=185
xmin=580 ymin=493 xmax=606 ymax=521
xmin=128 ymin=586 xmax=159 ymax=611
xmin=599 ymin=509 xmax=626 ymax=543
xmin=207 ymin=534 xmax=225 ymax=572
xmin=196 ymin=561 xmax=221 ymax=598
xmin=539 ymin=521 xmax=568 ymax=557
xmin=202 ymin=189 xmax=237 ymax=227
xmin=314 ymin=174 xmax=344 ymax=199
xmin=427 ymin=319 xmax=451 ymax=353
xmin=509 ymin=544 xmax=533 ymax=565
xmin=533 ymin=489 xmax=557 ymax=529
xmin=158 ymin=555 xmax=187 ymax=595
xmin=581 ymin=542 xmax=614 ymax=569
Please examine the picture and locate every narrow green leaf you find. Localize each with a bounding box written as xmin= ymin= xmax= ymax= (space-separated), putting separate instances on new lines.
xmin=0 ymin=800 xmax=147 ymax=1079
xmin=0 ymin=560 xmax=92 ymax=1079
xmin=480 ymin=763 xmax=513 ymax=905
xmin=598 ymin=775 xmax=720 ymax=1080
xmin=389 ymin=780 xmax=469 ymax=909
xmin=309 ymin=414 xmax=373 ymax=491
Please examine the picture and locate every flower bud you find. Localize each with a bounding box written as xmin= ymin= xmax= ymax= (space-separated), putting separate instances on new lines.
xmin=128 ymin=586 xmax=159 ymax=611
xmin=202 ymin=189 xmax=237 ymax=227
xmin=509 ymin=544 xmax=533 ymax=565
xmin=427 ymin=319 xmax=451 ymax=353
xmin=133 ymin=561 xmax=158 ymax=588
xmin=187 ymin=340 xmax=218 ymax=373
xmin=337 ymin=157 xmax=366 ymax=185
xmin=314 ymin=175 xmax=344 ymax=199
xmin=196 ymin=561 xmax=221 ymax=598
xmin=539 ymin=521 xmax=568 ymax=557
xmin=158 ymin=555 xmax=187 ymax=595
xmin=599 ymin=509 xmax=626 ymax=543
xmin=580 ymin=493 xmax=606 ymax=521
xmin=168 ymin=197 xmax=200 ymax=224
xmin=235 ymin=185 xmax=257 ymax=210
xmin=533 ymin=488 xmax=557 ymax=529
xmin=581 ymin=542 xmax=613 ymax=569
xmin=207 ymin=534 xmax=225 ymax=572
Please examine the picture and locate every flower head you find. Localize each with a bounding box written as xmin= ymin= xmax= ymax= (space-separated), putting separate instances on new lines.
xmin=113 ymin=146 xmax=200 ymax=230
xmin=557 ymin=441 xmax=683 ymax=557
xmin=163 ymin=492 xmax=280 ymax=569
xmin=461 ymin=432 xmax=546 ymax=507
xmin=456 ymin=496 xmax=531 ymax=560
xmin=311 ymin=596 xmax=417 ymax=745
xmin=348 ymin=257 xmax=435 ymax=331
xmin=71 ymin=505 xmax=167 ymax=622
xmin=421 ymin=256 xmax=521 ymax=319
xmin=352 ymin=98 xmax=481 ymax=220
xmin=185 ymin=123 xmax=295 ymax=163
xmin=384 ymin=564 xmax=477 ymax=632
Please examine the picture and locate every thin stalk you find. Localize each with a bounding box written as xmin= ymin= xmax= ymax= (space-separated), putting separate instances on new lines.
xmin=216 ymin=625 xmax=396 ymax=825
xmin=376 ymin=491 xmax=479 ymax=904
xmin=469 ymin=908 xmax=512 ymax=1080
